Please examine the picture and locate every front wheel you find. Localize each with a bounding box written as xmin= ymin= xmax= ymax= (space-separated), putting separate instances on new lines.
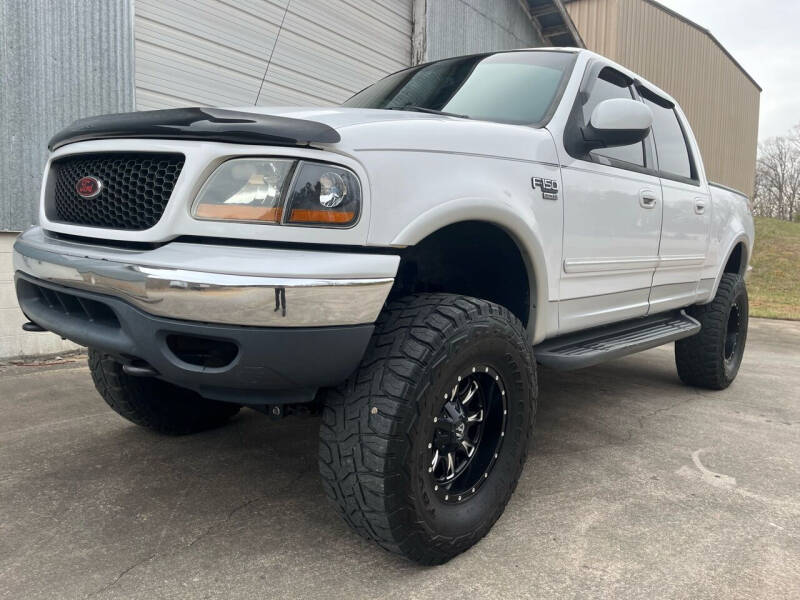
xmin=88 ymin=350 xmax=240 ymax=435
xmin=675 ymin=273 xmax=749 ymax=390
xmin=318 ymin=294 xmax=537 ymax=564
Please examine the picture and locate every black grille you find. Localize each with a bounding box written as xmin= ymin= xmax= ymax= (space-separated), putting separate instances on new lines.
xmin=48 ymin=152 xmax=184 ymax=230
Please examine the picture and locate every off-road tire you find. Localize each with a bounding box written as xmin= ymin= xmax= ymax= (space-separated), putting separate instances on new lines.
xmin=318 ymin=293 xmax=537 ymax=564
xmin=675 ymin=273 xmax=748 ymax=390
xmin=88 ymin=349 xmax=240 ymax=435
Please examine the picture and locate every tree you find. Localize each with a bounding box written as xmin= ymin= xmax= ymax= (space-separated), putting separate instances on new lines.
xmin=753 ymin=125 xmax=800 ymax=221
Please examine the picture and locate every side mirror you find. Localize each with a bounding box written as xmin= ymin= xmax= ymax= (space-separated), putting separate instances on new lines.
xmin=582 ymin=98 xmax=652 ymax=149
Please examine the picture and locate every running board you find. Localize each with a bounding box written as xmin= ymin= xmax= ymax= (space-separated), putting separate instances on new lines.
xmin=534 ymin=310 xmax=701 ymax=371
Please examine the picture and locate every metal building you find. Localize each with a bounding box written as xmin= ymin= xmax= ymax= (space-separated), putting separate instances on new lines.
xmin=564 ymin=0 xmax=761 ymax=197
xmin=133 ymin=0 xmax=578 ymax=110
xmin=133 ymin=1 xmax=415 ymax=110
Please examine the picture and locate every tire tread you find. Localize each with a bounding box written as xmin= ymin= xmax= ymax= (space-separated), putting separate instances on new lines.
xmin=318 ymin=293 xmax=535 ymax=564
xmin=675 ymin=273 xmax=748 ymax=390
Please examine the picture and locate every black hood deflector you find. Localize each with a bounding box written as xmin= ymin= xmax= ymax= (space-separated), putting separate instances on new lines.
xmin=48 ymin=107 xmax=341 ymax=151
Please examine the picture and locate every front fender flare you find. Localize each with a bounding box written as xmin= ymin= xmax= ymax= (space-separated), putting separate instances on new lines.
xmin=390 ymin=197 xmax=550 ymax=343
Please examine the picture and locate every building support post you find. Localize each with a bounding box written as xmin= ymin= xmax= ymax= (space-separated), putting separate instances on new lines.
xmin=411 ymin=0 xmax=427 ymax=65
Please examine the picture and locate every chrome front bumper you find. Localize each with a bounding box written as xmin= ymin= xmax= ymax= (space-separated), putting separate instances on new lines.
xmin=13 ymin=227 xmax=398 ymax=328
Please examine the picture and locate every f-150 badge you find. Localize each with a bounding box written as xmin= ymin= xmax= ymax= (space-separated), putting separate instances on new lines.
xmin=532 ymin=177 xmax=558 ymax=200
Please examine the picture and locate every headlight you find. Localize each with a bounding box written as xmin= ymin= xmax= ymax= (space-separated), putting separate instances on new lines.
xmin=193 ymin=159 xmax=294 ymax=223
xmin=284 ymin=162 xmax=360 ymax=226
xmin=192 ymin=158 xmax=360 ymax=227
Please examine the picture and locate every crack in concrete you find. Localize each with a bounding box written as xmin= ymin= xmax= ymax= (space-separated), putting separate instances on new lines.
xmin=187 ymin=467 xmax=311 ymax=551
xmin=636 ymin=395 xmax=696 ymax=430
xmin=187 ymin=494 xmax=266 ymax=549
xmin=82 ymin=467 xmax=311 ymax=598
xmin=85 ymin=553 xmax=157 ymax=599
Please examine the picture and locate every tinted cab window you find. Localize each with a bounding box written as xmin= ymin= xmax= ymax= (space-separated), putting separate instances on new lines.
xmin=642 ymin=96 xmax=693 ymax=180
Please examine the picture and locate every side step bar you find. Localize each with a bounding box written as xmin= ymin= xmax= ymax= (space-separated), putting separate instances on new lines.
xmin=534 ymin=310 xmax=701 ymax=371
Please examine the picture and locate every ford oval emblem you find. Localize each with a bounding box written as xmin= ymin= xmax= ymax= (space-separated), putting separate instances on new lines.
xmin=75 ymin=176 xmax=103 ymax=199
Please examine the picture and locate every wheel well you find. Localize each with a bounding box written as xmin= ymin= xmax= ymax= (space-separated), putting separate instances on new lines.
xmin=390 ymin=222 xmax=531 ymax=326
xmin=724 ymin=242 xmax=745 ymax=275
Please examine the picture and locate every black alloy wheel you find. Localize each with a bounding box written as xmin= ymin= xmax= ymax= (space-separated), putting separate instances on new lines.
xmin=723 ymin=302 xmax=742 ymax=364
xmin=428 ymin=366 xmax=507 ymax=504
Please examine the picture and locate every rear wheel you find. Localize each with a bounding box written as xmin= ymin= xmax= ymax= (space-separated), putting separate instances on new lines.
xmin=88 ymin=350 xmax=240 ymax=435
xmin=318 ymin=293 xmax=536 ymax=564
xmin=675 ymin=273 xmax=748 ymax=390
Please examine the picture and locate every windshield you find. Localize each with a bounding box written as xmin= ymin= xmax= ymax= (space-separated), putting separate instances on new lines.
xmin=343 ymin=51 xmax=576 ymax=126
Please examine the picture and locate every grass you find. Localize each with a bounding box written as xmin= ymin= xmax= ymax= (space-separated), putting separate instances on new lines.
xmin=748 ymin=217 xmax=800 ymax=320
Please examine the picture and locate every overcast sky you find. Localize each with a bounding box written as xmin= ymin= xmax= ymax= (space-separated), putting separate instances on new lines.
xmin=658 ymin=0 xmax=799 ymax=141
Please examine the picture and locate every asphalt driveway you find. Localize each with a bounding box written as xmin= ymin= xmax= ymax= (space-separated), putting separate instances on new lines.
xmin=1 ymin=318 xmax=798 ymax=599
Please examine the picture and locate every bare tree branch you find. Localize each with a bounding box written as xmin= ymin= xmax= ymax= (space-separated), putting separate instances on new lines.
xmin=754 ymin=125 xmax=800 ymax=221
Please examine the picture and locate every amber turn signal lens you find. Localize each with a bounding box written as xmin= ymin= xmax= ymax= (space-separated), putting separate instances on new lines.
xmin=194 ymin=204 xmax=282 ymax=222
xmin=287 ymin=209 xmax=355 ymax=224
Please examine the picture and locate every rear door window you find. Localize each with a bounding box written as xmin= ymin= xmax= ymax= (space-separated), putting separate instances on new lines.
xmin=641 ymin=95 xmax=694 ymax=180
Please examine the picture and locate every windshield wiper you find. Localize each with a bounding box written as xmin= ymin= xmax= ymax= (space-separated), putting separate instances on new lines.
xmin=386 ymin=105 xmax=470 ymax=119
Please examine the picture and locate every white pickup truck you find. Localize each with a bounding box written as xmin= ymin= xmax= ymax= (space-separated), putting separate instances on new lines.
xmin=14 ymin=48 xmax=753 ymax=564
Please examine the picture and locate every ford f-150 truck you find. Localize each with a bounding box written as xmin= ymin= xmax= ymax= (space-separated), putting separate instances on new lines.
xmin=13 ymin=48 xmax=753 ymax=564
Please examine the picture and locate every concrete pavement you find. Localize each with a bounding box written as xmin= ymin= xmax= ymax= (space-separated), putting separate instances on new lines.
xmin=1 ymin=318 xmax=798 ymax=599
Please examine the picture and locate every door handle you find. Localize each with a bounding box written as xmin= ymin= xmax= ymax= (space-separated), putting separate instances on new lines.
xmin=639 ymin=189 xmax=658 ymax=209
xmin=694 ymin=198 xmax=707 ymax=214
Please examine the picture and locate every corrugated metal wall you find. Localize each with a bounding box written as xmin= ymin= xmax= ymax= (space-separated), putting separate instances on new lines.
xmin=0 ymin=0 xmax=134 ymax=231
xmin=425 ymin=0 xmax=546 ymax=62
xmin=563 ymin=0 xmax=619 ymax=57
xmin=0 ymin=0 xmax=132 ymax=359
xmin=566 ymin=0 xmax=760 ymax=196
xmin=134 ymin=0 xmax=413 ymax=111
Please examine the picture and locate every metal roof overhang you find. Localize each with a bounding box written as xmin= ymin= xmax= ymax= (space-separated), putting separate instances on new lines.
xmin=521 ymin=0 xmax=585 ymax=47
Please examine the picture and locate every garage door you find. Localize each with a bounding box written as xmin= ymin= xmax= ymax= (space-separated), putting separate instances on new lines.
xmin=134 ymin=0 xmax=413 ymax=110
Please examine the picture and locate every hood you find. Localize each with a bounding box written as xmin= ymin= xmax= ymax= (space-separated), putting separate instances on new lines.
xmin=233 ymin=106 xmax=555 ymax=162
xmin=227 ymin=106 xmax=446 ymax=130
